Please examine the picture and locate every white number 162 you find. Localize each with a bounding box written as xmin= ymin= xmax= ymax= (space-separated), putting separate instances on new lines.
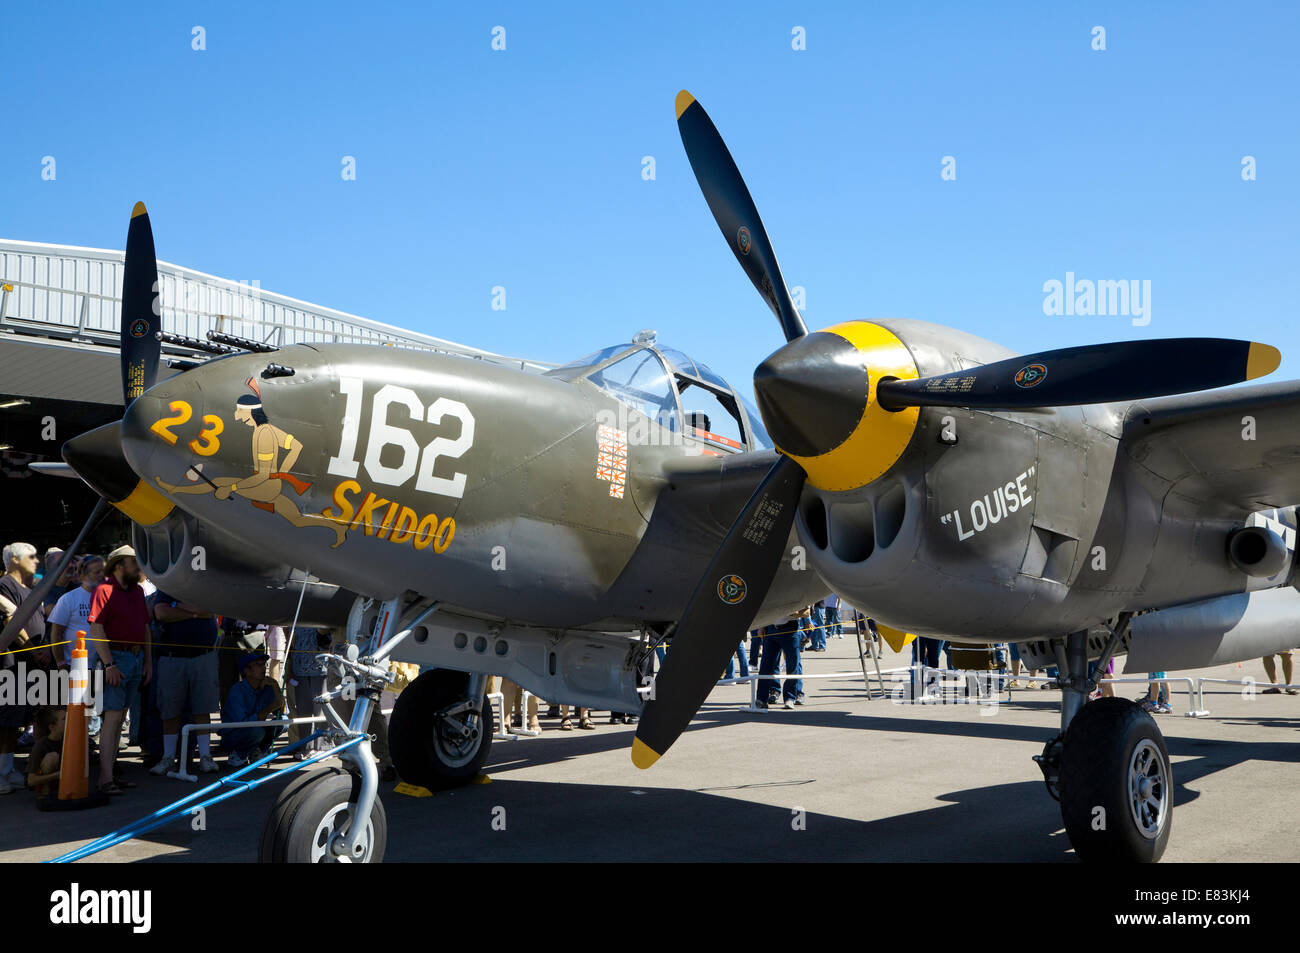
xmin=326 ymin=377 xmax=475 ymax=499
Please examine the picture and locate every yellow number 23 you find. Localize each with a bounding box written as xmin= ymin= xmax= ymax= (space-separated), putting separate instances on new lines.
xmin=149 ymin=400 xmax=223 ymax=456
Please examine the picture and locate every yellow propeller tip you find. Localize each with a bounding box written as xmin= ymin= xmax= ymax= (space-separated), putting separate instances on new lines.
xmin=1247 ymin=342 xmax=1281 ymax=380
xmin=675 ymin=89 xmax=696 ymax=119
xmin=131 ymin=201 xmax=148 ymax=219
xmin=630 ymin=736 xmax=661 ymax=770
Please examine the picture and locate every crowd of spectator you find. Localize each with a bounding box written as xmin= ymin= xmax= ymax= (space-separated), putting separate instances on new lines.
xmin=0 ymin=542 xmax=346 ymax=797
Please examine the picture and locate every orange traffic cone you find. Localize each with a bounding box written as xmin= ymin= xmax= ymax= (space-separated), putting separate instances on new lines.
xmin=42 ymin=631 xmax=106 ymax=811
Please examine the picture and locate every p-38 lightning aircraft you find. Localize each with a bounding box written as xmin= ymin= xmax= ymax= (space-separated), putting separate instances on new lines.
xmin=15 ymin=90 xmax=1300 ymax=864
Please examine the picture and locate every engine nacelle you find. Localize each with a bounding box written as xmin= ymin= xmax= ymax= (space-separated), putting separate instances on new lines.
xmin=1124 ymin=586 xmax=1300 ymax=672
xmin=1227 ymin=525 xmax=1288 ymax=578
xmin=133 ymin=509 xmax=356 ymax=627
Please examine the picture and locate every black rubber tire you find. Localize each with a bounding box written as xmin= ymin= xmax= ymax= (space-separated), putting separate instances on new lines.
xmin=1059 ymin=697 xmax=1172 ymax=863
xmin=263 ymin=768 xmax=387 ymax=863
xmin=259 ymin=765 xmax=345 ymax=862
xmin=388 ymin=669 xmax=493 ymax=791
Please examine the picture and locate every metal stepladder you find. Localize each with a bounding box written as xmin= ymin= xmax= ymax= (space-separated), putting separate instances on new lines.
xmin=853 ymin=610 xmax=888 ymax=699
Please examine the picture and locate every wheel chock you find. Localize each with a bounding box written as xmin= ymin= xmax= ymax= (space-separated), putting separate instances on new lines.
xmin=394 ymin=782 xmax=434 ymax=798
xmin=472 ymin=774 xmax=492 ymax=784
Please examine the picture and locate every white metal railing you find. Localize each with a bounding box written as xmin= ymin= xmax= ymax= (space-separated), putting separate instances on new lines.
xmin=1093 ymin=676 xmax=1207 ymax=716
xmin=488 ymin=689 xmax=541 ymax=740
xmin=169 ymin=705 xmax=396 ymax=782
xmin=1193 ymin=677 xmax=1300 ymax=716
xmin=169 ymin=715 xmax=320 ymax=782
xmin=0 ymin=239 xmax=552 ymax=372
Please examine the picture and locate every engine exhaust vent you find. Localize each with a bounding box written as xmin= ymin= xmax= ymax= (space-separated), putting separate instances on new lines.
xmin=828 ymin=502 xmax=875 ymax=563
xmin=1227 ymin=525 xmax=1287 ymax=578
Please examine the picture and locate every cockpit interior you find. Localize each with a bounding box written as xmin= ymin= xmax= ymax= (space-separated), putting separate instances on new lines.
xmin=547 ymin=331 xmax=772 ymax=454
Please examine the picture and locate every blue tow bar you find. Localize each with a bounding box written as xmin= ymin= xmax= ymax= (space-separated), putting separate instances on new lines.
xmin=48 ymin=732 xmax=364 ymax=863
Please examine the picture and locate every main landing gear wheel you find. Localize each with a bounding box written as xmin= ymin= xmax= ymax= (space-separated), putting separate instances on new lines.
xmin=389 ymin=669 xmax=494 ymax=790
xmin=259 ymin=766 xmax=388 ymax=863
xmin=1058 ymin=697 xmax=1172 ymax=863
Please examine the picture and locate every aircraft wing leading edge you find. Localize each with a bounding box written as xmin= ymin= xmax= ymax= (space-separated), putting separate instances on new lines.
xmin=1122 ymin=380 xmax=1300 ymax=515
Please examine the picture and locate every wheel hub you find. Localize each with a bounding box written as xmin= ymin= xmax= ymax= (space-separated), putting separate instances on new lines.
xmin=1127 ymin=739 xmax=1168 ymax=840
xmin=311 ymin=804 xmax=374 ymax=863
xmin=434 ymin=713 xmax=482 ymax=768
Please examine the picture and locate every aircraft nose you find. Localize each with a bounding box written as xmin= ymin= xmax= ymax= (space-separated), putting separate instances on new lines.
xmin=63 ymin=418 xmax=177 ymax=526
xmin=63 ymin=421 xmax=137 ymax=501
xmin=753 ymin=331 xmax=870 ymax=457
xmin=120 ymin=369 xmax=206 ymax=485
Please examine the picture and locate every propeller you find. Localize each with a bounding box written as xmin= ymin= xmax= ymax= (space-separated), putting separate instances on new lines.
xmin=631 ymin=456 xmax=805 ymax=767
xmin=633 ymin=90 xmax=1284 ymax=768
xmin=875 ymin=338 xmax=1280 ymax=410
xmin=752 ymin=329 xmax=1281 ymax=457
xmin=674 ymin=91 xmax=807 ymax=343
xmin=632 ymin=95 xmax=814 ymax=767
xmin=0 ymin=203 xmax=166 ymax=655
xmin=121 ymin=202 xmax=162 ymax=401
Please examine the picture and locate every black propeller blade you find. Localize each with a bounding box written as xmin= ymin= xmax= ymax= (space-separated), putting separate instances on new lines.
xmin=632 ymin=92 xmax=813 ymax=769
xmin=121 ymin=202 xmax=161 ymax=404
xmin=633 ymin=455 xmax=806 ymax=767
xmin=876 ymin=338 xmax=1281 ymax=411
xmin=675 ymin=91 xmax=807 ymax=343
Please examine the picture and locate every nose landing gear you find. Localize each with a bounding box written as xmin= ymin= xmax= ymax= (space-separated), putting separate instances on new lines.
xmin=260 ymin=766 xmax=388 ymax=863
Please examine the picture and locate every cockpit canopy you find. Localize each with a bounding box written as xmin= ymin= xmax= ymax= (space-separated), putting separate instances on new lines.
xmin=547 ymin=332 xmax=772 ymax=453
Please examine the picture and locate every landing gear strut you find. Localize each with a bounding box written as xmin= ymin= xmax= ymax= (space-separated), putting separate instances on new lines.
xmin=1041 ymin=622 xmax=1172 ymax=862
xmin=259 ymin=596 xmax=438 ymax=863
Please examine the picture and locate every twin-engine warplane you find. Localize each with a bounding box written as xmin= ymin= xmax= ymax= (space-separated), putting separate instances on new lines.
xmin=13 ymin=91 xmax=1300 ymax=864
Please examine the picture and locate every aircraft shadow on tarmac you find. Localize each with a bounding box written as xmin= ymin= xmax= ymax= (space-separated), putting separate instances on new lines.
xmin=377 ymin=776 xmax=1074 ymax=862
xmin=5 ymin=703 xmax=1295 ymax=861
xmin=395 ymin=706 xmax=1299 ymax=862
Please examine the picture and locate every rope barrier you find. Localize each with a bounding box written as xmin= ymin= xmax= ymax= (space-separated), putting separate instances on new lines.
xmin=2 ymin=635 xmax=337 ymax=659
xmin=10 ymin=606 xmax=864 ymax=658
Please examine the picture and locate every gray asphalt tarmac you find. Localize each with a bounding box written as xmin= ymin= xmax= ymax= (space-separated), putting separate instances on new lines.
xmin=3 ymin=640 xmax=1297 ymax=862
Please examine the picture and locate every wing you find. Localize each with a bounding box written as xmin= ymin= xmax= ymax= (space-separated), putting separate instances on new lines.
xmin=1122 ymin=380 xmax=1300 ymax=514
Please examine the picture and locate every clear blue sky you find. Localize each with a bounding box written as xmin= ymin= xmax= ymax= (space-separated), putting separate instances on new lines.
xmin=5 ymin=2 xmax=1298 ymax=397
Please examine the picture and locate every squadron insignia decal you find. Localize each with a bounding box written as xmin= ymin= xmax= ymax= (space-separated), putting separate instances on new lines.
xmin=716 ymin=574 xmax=747 ymax=605
xmin=1014 ymin=363 xmax=1047 ymax=388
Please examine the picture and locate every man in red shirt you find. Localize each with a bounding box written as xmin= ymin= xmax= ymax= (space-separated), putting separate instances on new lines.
xmin=88 ymin=545 xmax=152 ymax=795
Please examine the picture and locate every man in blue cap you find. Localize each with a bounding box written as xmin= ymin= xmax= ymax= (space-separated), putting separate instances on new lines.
xmin=220 ymin=651 xmax=286 ymax=767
